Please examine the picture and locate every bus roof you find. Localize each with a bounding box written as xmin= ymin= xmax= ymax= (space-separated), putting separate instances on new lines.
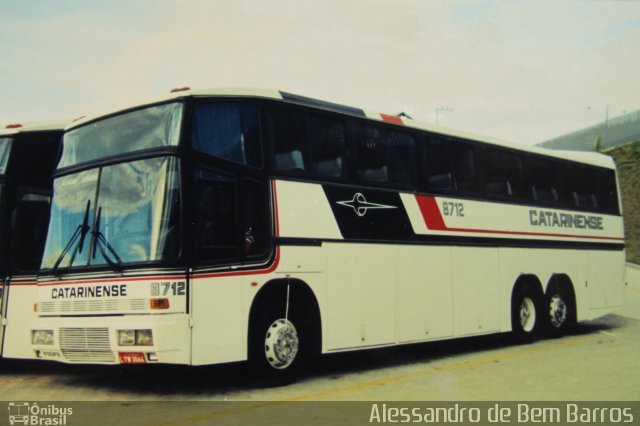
xmin=65 ymin=87 xmax=616 ymax=170
xmin=0 ymin=120 xmax=67 ymax=137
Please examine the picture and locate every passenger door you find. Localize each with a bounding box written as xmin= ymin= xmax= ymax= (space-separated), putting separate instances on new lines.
xmin=193 ymin=169 xmax=271 ymax=266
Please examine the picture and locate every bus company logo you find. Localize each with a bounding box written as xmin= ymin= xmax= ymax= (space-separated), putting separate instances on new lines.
xmin=336 ymin=193 xmax=397 ymax=217
xmin=7 ymin=402 xmax=73 ymax=425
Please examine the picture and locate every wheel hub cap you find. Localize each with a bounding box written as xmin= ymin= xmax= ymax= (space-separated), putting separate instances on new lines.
xmin=549 ymin=295 xmax=567 ymax=328
xmin=264 ymin=319 xmax=299 ymax=369
xmin=520 ymin=297 xmax=536 ymax=332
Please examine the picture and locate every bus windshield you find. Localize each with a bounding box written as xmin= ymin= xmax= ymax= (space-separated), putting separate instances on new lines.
xmin=58 ymin=102 xmax=183 ymax=169
xmin=0 ymin=138 xmax=11 ymax=174
xmin=41 ymin=156 xmax=180 ymax=270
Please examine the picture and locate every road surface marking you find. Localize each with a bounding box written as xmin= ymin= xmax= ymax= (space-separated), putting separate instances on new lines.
xmin=152 ymin=334 xmax=596 ymax=426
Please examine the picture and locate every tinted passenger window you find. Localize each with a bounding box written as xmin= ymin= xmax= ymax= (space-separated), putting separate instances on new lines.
xmin=597 ymin=169 xmax=619 ymax=214
xmin=10 ymin=191 xmax=51 ymax=272
xmin=270 ymin=107 xmax=347 ymax=179
xmin=194 ymin=169 xmax=270 ymax=263
xmin=194 ymin=170 xmax=238 ymax=261
xmin=526 ymin=156 xmax=565 ymax=204
xmin=192 ymin=102 xmax=262 ymax=167
xmin=421 ymin=138 xmax=477 ymax=194
xmin=451 ymin=142 xmax=478 ymax=193
xmin=566 ymin=164 xmax=599 ymax=209
xmin=355 ymin=125 xmax=416 ymax=186
xmin=483 ymin=148 xmax=524 ymax=198
xmin=422 ymin=138 xmax=453 ymax=191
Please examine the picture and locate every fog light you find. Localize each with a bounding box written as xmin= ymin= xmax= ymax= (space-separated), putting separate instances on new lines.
xmin=31 ymin=330 xmax=54 ymax=345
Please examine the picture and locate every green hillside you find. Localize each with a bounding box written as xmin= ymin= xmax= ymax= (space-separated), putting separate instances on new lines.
xmin=608 ymin=141 xmax=640 ymax=264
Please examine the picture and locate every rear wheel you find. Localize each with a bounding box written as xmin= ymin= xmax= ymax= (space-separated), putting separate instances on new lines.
xmin=511 ymin=285 xmax=543 ymax=342
xmin=544 ymin=283 xmax=573 ymax=336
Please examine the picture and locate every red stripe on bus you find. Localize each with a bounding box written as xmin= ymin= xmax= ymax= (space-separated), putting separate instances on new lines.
xmin=191 ymin=248 xmax=281 ymax=280
xmin=415 ymin=195 xmax=447 ymax=230
xmin=380 ymin=113 xmax=404 ymax=125
xmin=414 ymin=195 xmax=625 ymax=242
xmin=5 ymin=281 xmax=38 ymax=286
xmin=38 ymin=275 xmax=187 ymax=287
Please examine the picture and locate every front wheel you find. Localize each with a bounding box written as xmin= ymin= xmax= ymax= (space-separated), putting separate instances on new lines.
xmin=249 ymin=310 xmax=307 ymax=386
xmin=264 ymin=318 xmax=299 ymax=370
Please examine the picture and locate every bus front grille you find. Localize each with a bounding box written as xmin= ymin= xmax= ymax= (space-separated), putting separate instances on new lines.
xmin=59 ymin=327 xmax=115 ymax=363
xmin=40 ymin=299 xmax=149 ymax=314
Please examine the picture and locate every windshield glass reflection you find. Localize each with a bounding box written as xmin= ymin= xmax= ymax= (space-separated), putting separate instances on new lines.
xmin=0 ymin=138 xmax=12 ymax=175
xmin=41 ymin=157 xmax=180 ymax=270
xmin=59 ymin=102 xmax=183 ymax=169
xmin=0 ymin=183 xmax=6 ymax=254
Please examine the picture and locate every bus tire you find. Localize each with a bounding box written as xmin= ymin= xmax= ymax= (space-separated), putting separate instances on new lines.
xmin=511 ymin=284 xmax=543 ymax=342
xmin=249 ymin=307 xmax=307 ymax=386
xmin=544 ymin=282 xmax=573 ymax=336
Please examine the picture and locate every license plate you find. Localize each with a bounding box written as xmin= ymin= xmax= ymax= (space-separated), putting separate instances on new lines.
xmin=118 ymin=352 xmax=146 ymax=364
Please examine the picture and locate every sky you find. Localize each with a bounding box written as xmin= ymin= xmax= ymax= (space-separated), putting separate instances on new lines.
xmin=1 ymin=0 xmax=639 ymax=145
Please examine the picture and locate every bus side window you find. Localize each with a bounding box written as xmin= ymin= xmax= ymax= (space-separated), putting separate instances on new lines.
xmin=566 ymin=164 xmax=599 ymax=210
xmin=422 ymin=138 xmax=454 ymax=192
xmin=270 ymin=107 xmax=307 ymax=172
xmin=355 ymin=127 xmax=389 ymax=183
xmin=10 ymin=192 xmax=51 ymax=272
xmin=306 ymin=115 xmax=346 ymax=178
xmin=482 ymin=147 xmax=524 ymax=199
xmin=194 ymin=170 xmax=270 ymax=264
xmin=194 ymin=170 xmax=239 ymax=262
xmin=598 ymin=169 xmax=619 ymax=214
xmin=421 ymin=137 xmax=476 ymax=195
xmin=451 ymin=141 xmax=478 ymax=194
xmin=270 ymin=106 xmax=347 ymax=180
xmin=240 ymin=178 xmax=270 ymax=259
xmin=386 ymin=130 xmax=417 ymax=186
xmin=525 ymin=156 xmax=565 ymax=205
xmin=192 ymin=102 xmax=262 ymax=168
xmin=355 ymin=125 xmax=416 ymax=187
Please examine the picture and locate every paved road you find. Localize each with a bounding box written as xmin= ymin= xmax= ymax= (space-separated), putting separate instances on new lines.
xmin=0 ymin=266 xmax=638 ymax=424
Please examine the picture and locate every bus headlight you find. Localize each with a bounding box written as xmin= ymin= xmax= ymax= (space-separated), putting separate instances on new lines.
xmin=31 ymin=330 xmax=54 ymax=346
xmin=135 ymin=330 xmax=153 ymax=346
xmin=118 ymin=330 xmax=135 ymax=346
xmin=118 ymin=329 xmax=153 ymax=346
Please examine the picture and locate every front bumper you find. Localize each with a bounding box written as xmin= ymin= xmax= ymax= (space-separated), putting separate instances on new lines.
xmin=31 ymin=313 xmax=191 ymax=365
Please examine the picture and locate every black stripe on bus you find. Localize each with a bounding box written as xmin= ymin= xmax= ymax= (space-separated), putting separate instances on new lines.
xmin=275 ymin=236 xmax=625 ymax=251
xmin=280 ymin=92 xmax=367 ymax=118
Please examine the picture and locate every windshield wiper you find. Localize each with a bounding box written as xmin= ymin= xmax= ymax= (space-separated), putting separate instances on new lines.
xmin=91 ymin=206 xmax=123 ymax=272
xmin=51 ymin=200 xmax=91 ymax=274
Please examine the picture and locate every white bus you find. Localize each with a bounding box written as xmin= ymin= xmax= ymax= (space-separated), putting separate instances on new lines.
xmin=0 ymin=121 xmax=64 ymax=360
xmin=31 ymin=88 xmax=624 ymax=383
